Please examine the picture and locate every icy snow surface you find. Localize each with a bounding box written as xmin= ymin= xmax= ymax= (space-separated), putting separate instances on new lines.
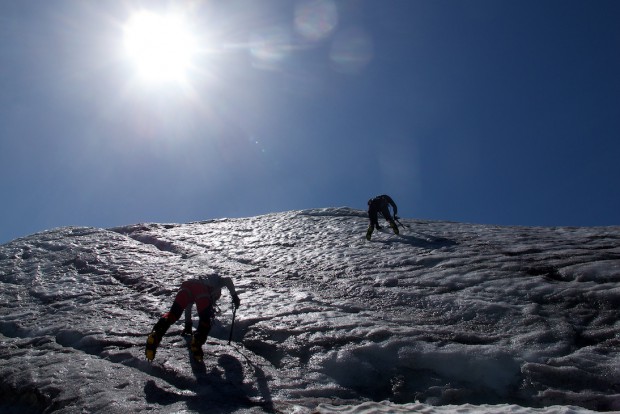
xmin=0 ymin=207 xmax=619 ymax=413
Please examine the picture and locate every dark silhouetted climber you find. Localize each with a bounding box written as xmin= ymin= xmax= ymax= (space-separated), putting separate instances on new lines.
xmin=146 ymin=273 xmax=240 ymax=362
xmin=366 ymin=194 xmax=399 ymax=240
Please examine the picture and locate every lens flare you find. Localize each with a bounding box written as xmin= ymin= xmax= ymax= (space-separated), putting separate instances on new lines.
xmin=295 ymin=0 xmax=339 ymax=42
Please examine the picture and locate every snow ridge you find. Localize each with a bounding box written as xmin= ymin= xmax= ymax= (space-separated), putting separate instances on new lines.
xmin=1 ymin=208 xmax=619 ymax=413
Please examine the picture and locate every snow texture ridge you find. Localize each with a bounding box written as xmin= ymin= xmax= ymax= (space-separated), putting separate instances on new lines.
xmin=0 ymin=207 xmax=619 ymax=413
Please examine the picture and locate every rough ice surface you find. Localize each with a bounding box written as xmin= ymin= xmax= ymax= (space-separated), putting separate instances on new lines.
xmin=0 ymin=207 xmax=619 ymax=413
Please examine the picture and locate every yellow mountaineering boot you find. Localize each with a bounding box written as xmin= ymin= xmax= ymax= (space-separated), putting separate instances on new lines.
xmin=145 ymin=317 xmax=171 ymax=362
xmin=145 ymin=331 xmax=160 ymax=362
xmin=190 ymin=336 xmax=204 ymax=362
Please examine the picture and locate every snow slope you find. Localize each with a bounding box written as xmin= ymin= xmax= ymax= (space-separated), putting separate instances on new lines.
xmin=0 ymin=207 xmax=619 ymax=413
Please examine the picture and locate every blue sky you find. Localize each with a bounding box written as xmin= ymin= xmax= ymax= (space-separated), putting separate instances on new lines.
xmin=1 ymin=0 xmax=619 ymax=244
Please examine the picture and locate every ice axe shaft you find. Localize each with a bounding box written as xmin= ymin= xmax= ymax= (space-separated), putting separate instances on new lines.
xmin=228 ymin=306 xmax=237 ymax=345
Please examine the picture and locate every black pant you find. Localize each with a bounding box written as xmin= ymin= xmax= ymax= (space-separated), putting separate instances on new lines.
xmin=368 ymin=201 xmax=392 ymax=228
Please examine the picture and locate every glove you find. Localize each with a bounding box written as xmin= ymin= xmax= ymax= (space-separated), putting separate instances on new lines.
xmin=232 ymin=294 xmax=240 ymax=309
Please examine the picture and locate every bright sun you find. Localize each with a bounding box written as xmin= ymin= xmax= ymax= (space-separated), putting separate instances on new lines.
xmin=123 ymin=11 xmax=199 ymax=84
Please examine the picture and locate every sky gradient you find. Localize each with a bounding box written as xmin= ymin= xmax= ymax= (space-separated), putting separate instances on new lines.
xmin=1 ymin=0 xmax=620 ymax=244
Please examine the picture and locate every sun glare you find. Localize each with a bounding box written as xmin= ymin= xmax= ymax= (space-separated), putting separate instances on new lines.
xmin=124 ymin=11 xmax=198 ymax=83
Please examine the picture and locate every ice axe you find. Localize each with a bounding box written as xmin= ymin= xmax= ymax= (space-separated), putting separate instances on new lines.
xmin=228 ymin=305 xmax=237 ymax=345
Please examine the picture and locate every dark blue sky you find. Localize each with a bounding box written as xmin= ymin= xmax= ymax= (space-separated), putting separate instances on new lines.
xmin=1 ymin=0 xmax=619 ymax=244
